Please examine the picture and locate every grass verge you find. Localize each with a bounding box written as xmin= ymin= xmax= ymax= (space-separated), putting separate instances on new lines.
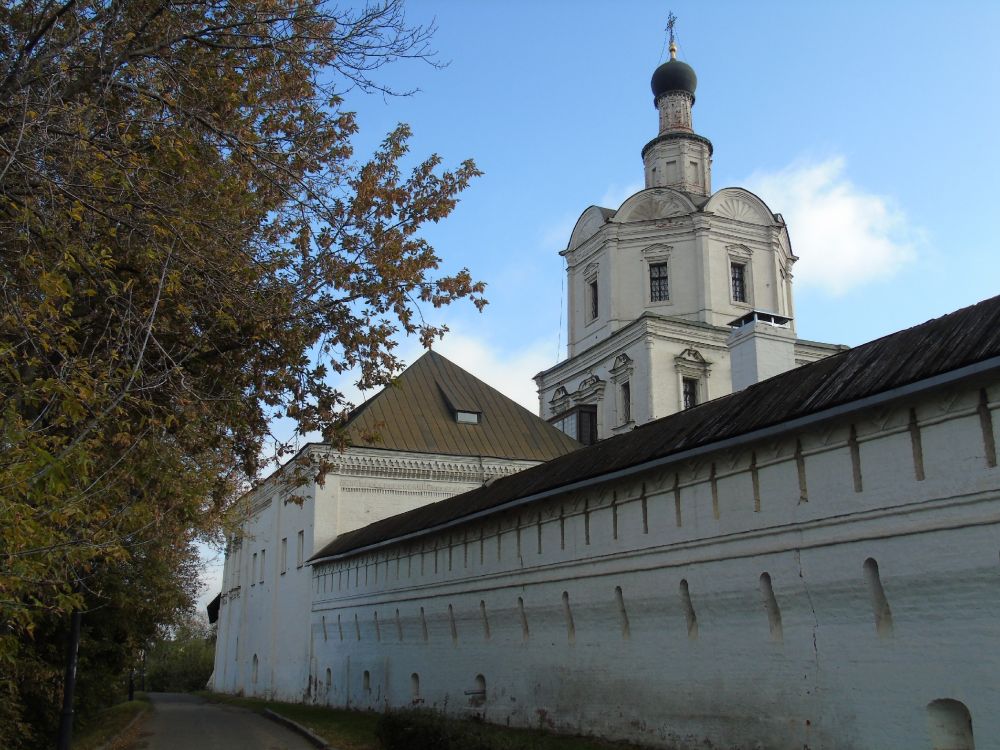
xmin=194 ymin=692 xmax=652 ymax=750
xmin=72 ymin=693 xmax=150 ymax=750
xmin=376 ymin=709 xmax=652 ymax=750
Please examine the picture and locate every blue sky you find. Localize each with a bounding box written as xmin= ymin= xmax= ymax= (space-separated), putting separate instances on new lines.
xmin=196 ymin=0 xmax=1000 ymax=608
xmin=335 ymin=0 xmax=1000 ymax=407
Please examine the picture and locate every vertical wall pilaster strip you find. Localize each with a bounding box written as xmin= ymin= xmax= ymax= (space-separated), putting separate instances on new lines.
xmin=979 ymin=389 xmax=997 ymax=467
xmin=849 ymin=425 xmax=863 ymax=492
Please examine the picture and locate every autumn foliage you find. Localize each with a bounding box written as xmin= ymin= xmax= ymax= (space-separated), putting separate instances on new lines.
xmin=0 ymin=1 xmax=483 ymax=744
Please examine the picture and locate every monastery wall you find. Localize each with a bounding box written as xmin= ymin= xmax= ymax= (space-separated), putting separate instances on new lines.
xmin=309 ymin=381 xmax=1000 ymax=749
xmin=212 ymin=447 xmax=537 ymax=702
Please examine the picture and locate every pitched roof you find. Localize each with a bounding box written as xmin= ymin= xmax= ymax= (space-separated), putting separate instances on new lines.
xmin=313 ymin=294 xmax=1000 ymax=562
xmin=342 ymin=349 xmax=581 ymax=461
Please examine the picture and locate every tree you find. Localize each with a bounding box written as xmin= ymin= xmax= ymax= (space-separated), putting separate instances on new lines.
xmin=0 ymin=1 xmax=484 ymax=745
xmin=146 ymin=613 xmax=216 ymax=693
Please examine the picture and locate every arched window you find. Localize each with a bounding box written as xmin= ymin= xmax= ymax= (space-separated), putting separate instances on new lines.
xmin=927 ymin=699 xmax=974 ymax=750
xmin=480 ymin=599 xmax=491 ymax=640
xmin=469 ymin=673 xmax=486 ymax=707
xmin=325 ymin=668 xmax=332 ymax=693
xmin=679 ymin=579 xmax=698 ymax=639
xmin=759 ymin=573 xmax=783 ymax=642
xmin=411 ymin=673 xmax=420 ymax=702
xmin=614 ymin=586 xmax=630 ymax=639
xmin=362 ymin=670 xmax=371 ymax=694
xmin=863 ymin=558 xmax=893 ymax=637
xmin=518 ymin=596 xmax=529 ymax=642
xmin=251 ymin=654 xmax=259 ymax=684
xmin=561 ymin=591 xmax=575 ymax=643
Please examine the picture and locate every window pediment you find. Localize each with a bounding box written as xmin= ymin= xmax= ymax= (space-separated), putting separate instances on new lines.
xmin=609 ymin=353 xmax=634 ymax=383
xmin=574 ymin=373 xmax=606 ymax=402
xmin=675 ymin=348 xmax=712 ymax=377
xmin=641 ymin=243 xmax=673 ymax=261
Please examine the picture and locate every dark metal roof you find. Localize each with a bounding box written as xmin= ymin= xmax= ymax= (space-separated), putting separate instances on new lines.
xmin=342 ymin=350 xmax=581 ymax=461
xmin=651 ymin=58 xmax=698 ymax=102
xmin=314 ymin=295 xmax=1000 ymax=562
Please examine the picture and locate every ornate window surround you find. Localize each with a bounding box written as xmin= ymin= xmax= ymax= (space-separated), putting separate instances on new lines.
xmin=583 ymin=262 xmax=600 ymax=324
xmin=548 ymin=386 xmax=570 ymax=417
xmin=642 ymin=244 xmax=673 ymax=307
xmin=608 ymin=353 xmax=635 ymax=431
xmin=674 ymin=347 xmax=712 ymax=411
xmin=573 ymin=372 xmax=606 ymax=404
xmin=727 ymin=244 xmax=753 ymax=308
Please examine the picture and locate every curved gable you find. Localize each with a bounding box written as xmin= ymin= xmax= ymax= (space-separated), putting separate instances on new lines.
xmin=613 ymin=188 xmax=697 ymax=224
xmin=704 ymin=187 xmax=777 ymax=226
xmin=568 ymin=205 xmax=613 ymax=251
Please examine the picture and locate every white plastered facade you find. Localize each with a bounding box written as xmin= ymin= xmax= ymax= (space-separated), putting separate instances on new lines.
xmin=211 ymin=447 xmax=538 ymax=700
xmin=309 ymin=379 xmax=1000 ymax=750
xmin=534 ymin=68 xmax=844 ymax=441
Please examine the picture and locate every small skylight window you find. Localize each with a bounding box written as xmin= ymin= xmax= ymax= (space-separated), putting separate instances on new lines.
xmin=456 ymin=411 xmax=481 ymax=425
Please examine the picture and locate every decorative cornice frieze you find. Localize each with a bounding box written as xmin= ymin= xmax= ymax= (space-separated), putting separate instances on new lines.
xmin=317 ymin=450 xmax=533 ymax=484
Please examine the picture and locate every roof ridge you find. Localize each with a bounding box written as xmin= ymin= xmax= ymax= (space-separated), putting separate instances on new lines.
xmin=313 ymin=293 xmax=1000 ymax=562
xmin=338 ymin=348 xmax=580 ymax=460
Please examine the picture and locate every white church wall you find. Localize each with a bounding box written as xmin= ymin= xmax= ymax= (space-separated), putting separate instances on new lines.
xmin=213 ymin=446 xmax=541 ymax=702
xmin=310 ymin=381 xmax=999 ymax=749
xmin=547 ymin=195 xmax=810 ymax=440
xmin=212 ymin=478 xmax=319 ymax=700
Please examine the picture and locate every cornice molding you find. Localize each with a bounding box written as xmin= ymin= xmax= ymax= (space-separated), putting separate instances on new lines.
xmin=319 ymin=450 xmax=532 ymax=484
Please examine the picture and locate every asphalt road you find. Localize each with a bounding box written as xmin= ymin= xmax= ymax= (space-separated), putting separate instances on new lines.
xmin=131 ymin=692 xmax=318 ymax=750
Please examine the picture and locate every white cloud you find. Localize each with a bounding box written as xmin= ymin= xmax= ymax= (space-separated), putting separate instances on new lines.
xmin=745 ymin=157 xmax=917 ymax=295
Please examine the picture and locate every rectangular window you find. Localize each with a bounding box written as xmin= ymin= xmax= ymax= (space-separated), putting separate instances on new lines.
xmin=297 ymin=530 xmax=305 ymax=568
xmin=251 ymin=552 xmax=257 ymax=586
xmin=649 ymin=262 xmax=669 ymax=302
xmin=731 ymin=262 xmax=747 ymax=303
xmin=589 ymin=279 xmax=599 ymax=320
xmin=683 ymin=378 xmax=698 ymax=410
xmin=281 ymin=537 xmax=288 ymax=574
xmin=259 ymin=549 xmax=265 ymax=584
xmin=578 ymin=405 xmax=598 ymax=445
xmin=550 ymin=405 xmax=597 ymax=446
xmin=620 ymin=381 xmax=631 ymax=424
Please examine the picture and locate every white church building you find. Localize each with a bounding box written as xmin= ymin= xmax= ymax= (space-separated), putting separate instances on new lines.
xmin=534 ymin=41 xmax=843 ymax=445
xmin=211 ymin=45 xmax=999 ymax=750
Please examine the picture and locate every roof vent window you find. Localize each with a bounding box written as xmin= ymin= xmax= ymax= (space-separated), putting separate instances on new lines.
xmin=456 ymin=411 xmax=481 ymax=425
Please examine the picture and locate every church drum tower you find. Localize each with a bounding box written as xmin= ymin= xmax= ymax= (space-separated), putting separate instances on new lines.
xmin=535 ymin=41 xmax=845 ymax=444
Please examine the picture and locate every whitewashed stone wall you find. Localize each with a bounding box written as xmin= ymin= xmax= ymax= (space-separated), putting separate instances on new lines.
xmin=536 ymin=312 xmax=841 ymax=442
xmin=211 ymin=446 xmax=538 ymax=701
xmin=536 ymin=186 xmax=844 ymax=441
xmin=310 ymin=382 xmax=1000 ymax=749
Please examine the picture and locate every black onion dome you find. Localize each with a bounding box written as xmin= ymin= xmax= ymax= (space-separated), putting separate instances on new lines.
xmin=651 ymin=59 xmax=697 ymax=101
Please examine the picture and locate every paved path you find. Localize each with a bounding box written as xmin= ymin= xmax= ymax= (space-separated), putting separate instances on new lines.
xmin=131 ymin=692 xmax=317 ymax=750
